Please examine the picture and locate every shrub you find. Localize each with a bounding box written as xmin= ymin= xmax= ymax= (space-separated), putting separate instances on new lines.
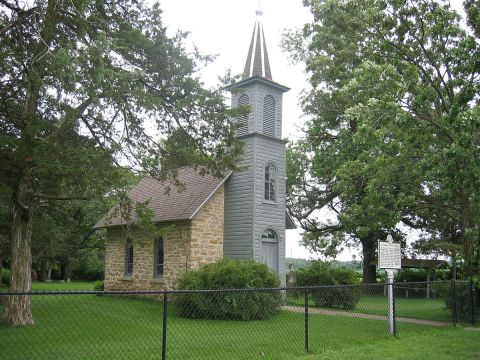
xmin=174 ymin=259 xmax=281 ymax=320
xmin=397 ymin=269 xmax=428 ymax=282
xmin=1 ymin=268 xmax=10 ymax=287
xmin=296 ymin=261 xmax=361 ymax=310
xmin=439 ymin=280 xmax=479 ymax=323
xmin=93 ymin=280 xmax=104 ymax=291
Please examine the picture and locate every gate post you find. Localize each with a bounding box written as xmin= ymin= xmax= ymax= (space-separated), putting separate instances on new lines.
xmin=451 ymin=280 xmax=457 ymax=327
xmin=470 ymin=279 xmax=475 ymax=325
xmin=162 ymin=292 xmax=168 ymax=360
xmin=304 ymin=290 xmax=309 ymax=353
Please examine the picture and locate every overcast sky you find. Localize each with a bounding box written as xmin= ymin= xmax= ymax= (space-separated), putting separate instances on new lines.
xmin=155 ymin=0 xmax=466 ymax=260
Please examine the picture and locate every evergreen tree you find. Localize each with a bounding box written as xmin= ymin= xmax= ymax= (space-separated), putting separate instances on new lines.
xmin=0 ymin=0 xmax=241 ymax=325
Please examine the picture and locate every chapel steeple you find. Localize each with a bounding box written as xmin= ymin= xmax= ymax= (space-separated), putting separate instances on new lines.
xmin=243 ymin=10 xmax=272 ymax=80
xmin=223 ymin=8 xmax=295 ymax=289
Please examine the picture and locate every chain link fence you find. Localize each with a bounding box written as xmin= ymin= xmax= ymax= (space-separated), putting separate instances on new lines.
xmin=0 ymin=280 xmax=477 ymax=359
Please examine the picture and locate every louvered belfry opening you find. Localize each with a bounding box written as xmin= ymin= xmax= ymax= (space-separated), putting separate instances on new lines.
xmin=237 ymin=93 xmax=250 ymax=136
xmin=263 ymin=94 xmax=275 ymax=137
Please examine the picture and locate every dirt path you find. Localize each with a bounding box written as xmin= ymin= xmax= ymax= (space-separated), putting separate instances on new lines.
xmin=283 ymin=306 xmax=451 ymax=327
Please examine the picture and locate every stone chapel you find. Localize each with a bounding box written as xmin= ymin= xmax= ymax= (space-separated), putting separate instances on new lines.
xmin=95 ymin=10 xmax=295 ymax=290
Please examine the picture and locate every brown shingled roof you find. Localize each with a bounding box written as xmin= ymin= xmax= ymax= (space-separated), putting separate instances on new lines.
xmin=94 ymin=167 xmax=231 ymax=229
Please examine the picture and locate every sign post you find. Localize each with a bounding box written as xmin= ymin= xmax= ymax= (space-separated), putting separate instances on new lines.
xmin=378 ymin=234 xmax=401 ymax=335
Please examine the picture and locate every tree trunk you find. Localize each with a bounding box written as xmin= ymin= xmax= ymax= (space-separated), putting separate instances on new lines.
xmin=460 ymin=189 xmax=474 ymax=277
xmin=60 ymin=258 xmax=71 ymax=281
xmin=361 ymin=237 xmax=377 ymax=284
xmin=4 ymin=177 xmax=34 ymax=326
xmin=0 ymin=255 xmax=3 ymax=287
xmin=38 ymin=259 xmax=48 ymax=282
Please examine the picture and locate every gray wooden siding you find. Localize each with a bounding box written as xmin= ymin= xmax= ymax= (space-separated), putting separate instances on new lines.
xmin=227 ymin=80 xmax=287 ymax=286
xmin=252 ymin=136 xmax=286 ymax=286
xmin=223 ymin=136 xmax=255 ymax=259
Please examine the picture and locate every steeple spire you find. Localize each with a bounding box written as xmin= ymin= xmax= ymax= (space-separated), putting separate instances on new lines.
xmin=242 ymin=9 xmax=272 ymax=80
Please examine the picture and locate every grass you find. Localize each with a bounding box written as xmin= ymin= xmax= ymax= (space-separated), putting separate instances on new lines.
xmin=31 ymin=281 xmax=95 ymax=291
xmin=294 ymin=328 xmax=480 ymax=360
xmin=287 ymin=293 xmax=451 ymax=322
xmin=0 ymin=282 xmax=474 ymax=359
xmin=0 ymin=285 xmax=435 ymax=360
xmin=0 ymin=280 xmax=95 ymax=292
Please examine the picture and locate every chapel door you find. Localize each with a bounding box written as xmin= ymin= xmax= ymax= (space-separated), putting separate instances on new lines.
xmin=261 ymin=229 xmax=279 ymax=274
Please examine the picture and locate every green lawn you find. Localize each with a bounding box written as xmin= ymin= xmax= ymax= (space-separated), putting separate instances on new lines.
xmin=30 ymin=280 xmax=95 ymax=291
xmin=0 ymin=290 xmax=435 ymax=360
xmin=294 ymin=328 xmax=480 ymax=360
xmin=287 ymin=293 xmax=451 ymax=322
xmin=1 ymin=283 xmax=472 ymax=359
xmin=0 ymin=281 xmax=95 ymax=292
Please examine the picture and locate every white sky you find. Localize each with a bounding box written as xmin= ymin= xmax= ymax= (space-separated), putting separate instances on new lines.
xmin=156 ymin=0 xmax=465 ymax=260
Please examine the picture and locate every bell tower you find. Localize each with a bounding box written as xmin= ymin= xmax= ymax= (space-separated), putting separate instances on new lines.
xmin=224 ymin=9 xmax=293 ymax=286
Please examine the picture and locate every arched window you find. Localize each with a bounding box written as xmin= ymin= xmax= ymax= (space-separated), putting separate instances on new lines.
xmin=153 ymin=237 xmax=164 ymax=278
xmin=124 ymin=239 xmax=133 ymax=277
xmin=237 ymin=94 xmax=249 ymax=136
xmin=264 ymin=162 xmax=277 ymax=202
xmin=263 ymin=94 xmax=275 ymax=137
xmin=261 ymin=229 xmax=278 ymax=242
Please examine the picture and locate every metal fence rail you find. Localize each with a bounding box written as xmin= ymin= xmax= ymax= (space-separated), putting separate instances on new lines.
xmin=0 ymin=281 xmax=477 ymax=359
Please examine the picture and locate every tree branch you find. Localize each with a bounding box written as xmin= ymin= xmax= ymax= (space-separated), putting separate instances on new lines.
xmin=36 ymin=194 xmax=88 ymax=201
xmin=43 ymin=96 xmax=103 ymax=142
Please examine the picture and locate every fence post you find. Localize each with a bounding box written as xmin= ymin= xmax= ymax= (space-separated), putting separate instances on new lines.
xmin=304 ymin=290 xmax=309 ymax=353
xmin=162 ymin=292 xmax=168 ymax=360
xmin=386 ymin=270 xmax=395 ymax=335
xmin=470 ymin=279 xmax=475 ymax=325
xmin=392 ymin=282 xmax=397 ymax=336
xmin=451 ymin=280 xmax=457 ymax=327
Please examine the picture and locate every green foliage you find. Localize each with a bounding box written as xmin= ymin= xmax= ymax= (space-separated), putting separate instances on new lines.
xmin=174 ymin=259 xmax=281 ymax=320
xmin=286 ymin=257 xmax=311 ymax=270
xmin=439 ymin=281 xmax=479 ymax=323
xmin=93 ymin=280 xmax=104 ymax=292
xmin=0 ymin=0 xmax=243 ymax=316
xmin=283 ymin=0 xmax=480 ymax=279
xmin=296 ymin=261 xmax=361 ymax=309
xmin=397 ymin=269 xmax=429 ymax=283
xmin=1 ymin=268 xmax=10 ymax=287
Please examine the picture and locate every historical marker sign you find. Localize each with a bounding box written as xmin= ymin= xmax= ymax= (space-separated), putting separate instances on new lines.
xmin=378 ymin=235 xmax=401 ymax=270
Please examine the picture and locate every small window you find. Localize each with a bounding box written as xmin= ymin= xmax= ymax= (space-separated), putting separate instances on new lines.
xmin=237 ymin=94 xmax=249 ymax=136
xmin=154 ymin=237 xmax=164 ymax=278
xmin=261 ymin=229 xmax=277 ymax=241
xmin=125 ymin=239 xmax=133 ymax=277
xmin=263 ymin=94 xmax=275 ymax=137
xmin=264 ymin=162 xmax=277 ymax=202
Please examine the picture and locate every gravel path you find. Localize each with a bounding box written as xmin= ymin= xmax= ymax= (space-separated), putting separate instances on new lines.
xmin=283 ymin=306 xmax=451 ymax=327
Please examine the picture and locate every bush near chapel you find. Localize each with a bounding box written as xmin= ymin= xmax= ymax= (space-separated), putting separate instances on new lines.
xmin=174 ymin=259 xmax=281 ymax=321
xmin=296 ymin=261 xmax=361 ymax=310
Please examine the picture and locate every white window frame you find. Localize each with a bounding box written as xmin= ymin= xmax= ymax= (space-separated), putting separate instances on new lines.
xmin=264 ymin=162 xmax=277 ymax=203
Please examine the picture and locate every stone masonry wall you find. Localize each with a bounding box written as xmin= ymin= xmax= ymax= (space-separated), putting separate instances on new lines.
xmin=189 ymin=186 xmax=224 ymax=269
xmin=104 ymin=185 xmax=224 ymax=290
xmin=104 ymin=222 xmax=190 ymax=291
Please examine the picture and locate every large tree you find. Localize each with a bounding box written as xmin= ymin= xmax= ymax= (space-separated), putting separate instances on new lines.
xmin=0 ymin=0 xmax=241 ymax=326
xmin=284 ymin=0 xmax=480 ymax=282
